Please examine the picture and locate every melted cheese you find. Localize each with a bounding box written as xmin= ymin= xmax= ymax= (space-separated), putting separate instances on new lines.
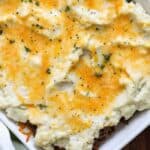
xmin=0 ymin=0 xmax=21 ymax=15
xmin=85 ymin=0 xmax=123 ymax=12
xmin=0 ymin=0 xmax=150 ymax=149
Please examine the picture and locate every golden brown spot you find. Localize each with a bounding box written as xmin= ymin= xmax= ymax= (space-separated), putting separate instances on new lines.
xmin=85 ymin=0 xmax=123 ymax=13
xmin=109 ymin=0 xmax=123 ymax=13
xmin=85 ymin=0 xmax=104 ymax=10
xmin=0 ymin=0 xmax=20 ymax=15
xmin=110 ymin=45 xmax=150 ymax=75
xmin=39 ymin=0 xmax=59 ymax=9
xmin=67 ymin=117 xmax=91 ymax=133
xmin=0 ymin=42 xmax=20 ymax=80
xmin=71 ymin=60 xmax=123 ymax=114
xmin=89 ymin=14 xmax=139 ymax=43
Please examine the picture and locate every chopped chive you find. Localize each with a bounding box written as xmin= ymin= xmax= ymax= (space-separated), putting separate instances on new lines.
xmin=35 ymin=1 xmax=40 ymax=6
xmin=0 ymin=30 xmax=3 ymax=35
xmin=103 ymin=53 xmax=112 ymax=62
xmin=46 ymin=68 xmax=51 ymax=74
xmin=38 ymin=104 xmax=47 ymax=110
xmin=9 ymin=40 xmax=15 ymax=44
xmin=94 ymin=72 xmax=102 ymax=78
xmin=65 ymin=6 xmax=70 ymax=12
xmin=24 ymin=46 xmax=31 ymax=52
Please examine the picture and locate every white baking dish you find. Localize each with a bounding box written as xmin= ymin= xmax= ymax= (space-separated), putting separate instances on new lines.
xmin=100 ymin=110 xmax=150 ymax=150
xmin=0 ymin=111 xmax=149 ymax=150
xmin=0 ymin=0 xmax=150 ymax=150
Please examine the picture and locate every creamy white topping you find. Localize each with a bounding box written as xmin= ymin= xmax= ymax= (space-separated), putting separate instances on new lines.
xmin=0 ymin=0 xmax=149 ymax=150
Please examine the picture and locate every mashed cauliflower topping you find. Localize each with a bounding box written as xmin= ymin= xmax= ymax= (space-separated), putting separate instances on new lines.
xmin=0 ymin=0 xmax=150 ymax=150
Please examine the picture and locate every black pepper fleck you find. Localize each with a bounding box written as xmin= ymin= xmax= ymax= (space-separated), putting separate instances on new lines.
xmin=46 ymin=68 xmax=51 ymax=74
xmin=0 ymin=30 xmax=3 ymax=35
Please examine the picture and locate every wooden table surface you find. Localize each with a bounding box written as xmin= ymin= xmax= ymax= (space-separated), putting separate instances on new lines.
xmin=123 ymin=127 xmax=150 ymax=150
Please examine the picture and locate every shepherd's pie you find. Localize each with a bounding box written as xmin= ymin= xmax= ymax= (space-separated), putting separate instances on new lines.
xmin=0 ymin=0 xmax=150 ymax=150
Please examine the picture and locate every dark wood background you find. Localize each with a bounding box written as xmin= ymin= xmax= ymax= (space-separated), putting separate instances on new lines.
xmin=124 ymin=127 xmax=150 ymax=150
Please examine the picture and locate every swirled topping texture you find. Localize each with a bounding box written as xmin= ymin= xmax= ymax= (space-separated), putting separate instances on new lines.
xmin=0 ymin=0 xmax=150 ymax=150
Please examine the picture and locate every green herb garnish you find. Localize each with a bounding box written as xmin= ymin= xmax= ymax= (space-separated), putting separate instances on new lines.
xmin=35 ymin=1 xmax=40 ymax=6
xmin=24 ymin=46 xmax=31 ymax=52
xmin=46 ymin=68 xmax=51 ymax=74
xmin=103 ymin=53 xmax=112 ymax=62
xmin=9 ymin=40 xmax=15 ymax=44
xmin=0 ymin=30 xmax=3 ymax=35
xmin=38 ymin=104 xmax=47 ymax=110
xmin=21 ymin=0 xmax=32 ymax=3
xmin=65 ymin=6 xmax=70 ymax=12
xmin=94 ymin=72 xmax=102 ymax=78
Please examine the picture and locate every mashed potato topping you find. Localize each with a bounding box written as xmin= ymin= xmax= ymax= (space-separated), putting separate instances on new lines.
xmin=0 ymin=0 xmax=150 ymax=149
